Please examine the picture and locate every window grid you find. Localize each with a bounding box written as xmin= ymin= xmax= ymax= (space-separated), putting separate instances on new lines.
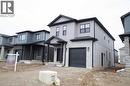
xmin=80 ymin=23 xmax=90 ymax=33
xmin=63 ymin=26 xmax=67 ymax=36
xmin=56 ymin=27 xmax=60 ymax=36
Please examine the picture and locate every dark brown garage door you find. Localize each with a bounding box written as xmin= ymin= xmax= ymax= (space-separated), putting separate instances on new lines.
xmin=69 ymin=48 xmax=86 ymax=68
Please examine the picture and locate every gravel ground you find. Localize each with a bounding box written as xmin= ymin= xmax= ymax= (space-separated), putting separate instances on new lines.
xmin=0 ymin=62 xmax=88 ymax=86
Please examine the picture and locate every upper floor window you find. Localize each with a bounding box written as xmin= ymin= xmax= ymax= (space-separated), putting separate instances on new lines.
xmin=63 ymin=25 xmax=67 ymax=36
xmin=104 ymin=36 xmax=106 ymax=40
xmin=36 ymin=34 xmax=41 ymax=40
xmin=19 ymin=34 xmax=26 ymax=41
xmin=56 ymin=27 xmax=60 ymax=36
xmin=80 ymin=23 xmax=90 ymax=33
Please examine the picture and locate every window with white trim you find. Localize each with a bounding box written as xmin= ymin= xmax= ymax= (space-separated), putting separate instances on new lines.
xmin=36 ymin=34 xmax=41 ymax=40
xmin=56 ymin=27 xmax=60 ymax=36
xmin=63 ymin=25 xmax=67 ymax=36
xmin=80 ymin=23 xmax=90 ymax=33
xmin=19 ymin=34 xmax=26 ymax=41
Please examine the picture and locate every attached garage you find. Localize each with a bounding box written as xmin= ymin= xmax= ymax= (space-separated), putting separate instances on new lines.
xmin=69 ymin=48 xmax=86 ymax=68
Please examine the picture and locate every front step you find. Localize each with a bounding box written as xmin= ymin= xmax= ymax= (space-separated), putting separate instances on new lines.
xmin=47 ymin=62 xmax=63 ymax=67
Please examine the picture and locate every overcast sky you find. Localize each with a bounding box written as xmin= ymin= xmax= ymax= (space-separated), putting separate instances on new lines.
xmin=0 ymin=0 xmax=130 ymax=50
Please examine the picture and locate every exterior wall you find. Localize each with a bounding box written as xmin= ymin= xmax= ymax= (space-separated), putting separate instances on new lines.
xmin=17 ymin=33 xmax=28 ymax=44
xmin=65 ymin=41 xmax=93 ymax=69
xmin=124 ymin=15 xmax=130 ymax=33
xmin=0 ymin=36 xmax=2 ymax=45
xmin=94 ymin=22 xmax=114 ymax=67
xmin=76 ymin=20 xmax=94 ymax=38
xmin=50 ymin=22 xmax=76 ymax=41
xmin=33 ymin=32 xmax=46 ymax=42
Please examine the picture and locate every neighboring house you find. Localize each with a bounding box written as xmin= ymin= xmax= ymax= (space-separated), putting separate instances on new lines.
xmin=114 ymin=49 xmax=118 ymax=63
xmin=0 ymin=30 xmax=52 ymax=61
xmin=119 ymin=12 xmax=130 ymax=65
xmin=45 ymin=15 xmax=115 ymax=69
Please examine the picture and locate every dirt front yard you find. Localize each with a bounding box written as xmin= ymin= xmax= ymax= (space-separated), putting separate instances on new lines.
xmin=0 ymin=62 xmax=88 ymax=86
xmin=0 ymin=62 xmax=130 ymax=86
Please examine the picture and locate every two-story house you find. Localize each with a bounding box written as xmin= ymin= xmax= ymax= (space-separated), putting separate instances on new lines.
xmin=45 ymin=15 xmax=115 ymax=69
xmin=0 ymin=30 xmax=52 ymax=61
xmin=119 ymin=12 xmax=130 ymax=67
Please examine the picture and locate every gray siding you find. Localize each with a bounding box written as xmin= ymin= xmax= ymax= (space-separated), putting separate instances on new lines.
xmin=0 ymin=37 xmax=3 ymax=45
xmin=124 ymin=15 xmax=130 ymax=33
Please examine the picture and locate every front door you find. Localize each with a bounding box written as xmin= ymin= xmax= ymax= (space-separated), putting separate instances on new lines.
xmin=57 ymin=48 xmax=63 ymax=63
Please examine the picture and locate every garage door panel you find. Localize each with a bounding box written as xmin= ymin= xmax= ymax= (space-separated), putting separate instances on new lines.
xmin=69 ymin=48 xmax=86 ymax=68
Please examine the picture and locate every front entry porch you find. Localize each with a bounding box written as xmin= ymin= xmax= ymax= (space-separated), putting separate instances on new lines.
xmin=45 ymin=36 xmax=67 ymax=66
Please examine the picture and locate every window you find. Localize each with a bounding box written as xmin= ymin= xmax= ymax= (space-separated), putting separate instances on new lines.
xmin=19 ymin=34 xmax=26 ymax=41
xmin=63 ymin=25 xmax=67 ymax=36
xmin=36 ymin=34 xmax=40 ymax=40
xmin=56 ymin=27 xmax=60 ymax=36
xmin=80 ymin=23 xmax=90 ymax=33
xmin=104 ymin=36 xmax=106 ymax=40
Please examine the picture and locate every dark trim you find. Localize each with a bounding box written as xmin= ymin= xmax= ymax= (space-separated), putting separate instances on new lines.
xmin=16 ymin=30 xmax=50 ymax=34
xmin=70 ymin=36 xmax=98 ymax=42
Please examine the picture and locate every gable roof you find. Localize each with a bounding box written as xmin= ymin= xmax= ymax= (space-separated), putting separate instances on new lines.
xmin=45 ymin=36 xmax=67 ymax=44
xmin=121 ymin=12 xmax=130 ymax=27
xmin=48 ymin=15 xmax=115 ymax=41
xmin=48 ymin=14 xmax=76 ymax=26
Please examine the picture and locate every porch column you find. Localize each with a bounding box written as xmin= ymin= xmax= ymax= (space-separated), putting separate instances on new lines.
xmin=42 ymin=46 xmax=45 ymax=62
xmin=47 ymin=44 xmax=50 ymax=62
xmin=62 ymin=44 xmax=66 ymax=66
xmin=54 ymin=47 xmax=57 ymax=63
xmin=30 ymin=45 xmax=33 ymax=60
xmin=0 ymin=46 xmax=5 ymax=60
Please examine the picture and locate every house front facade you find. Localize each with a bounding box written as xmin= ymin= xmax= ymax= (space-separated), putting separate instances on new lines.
xmin=46 ymin=15 xmax=115 ymax=69
xmin=0 ymin=30 xmax=52 ymax=61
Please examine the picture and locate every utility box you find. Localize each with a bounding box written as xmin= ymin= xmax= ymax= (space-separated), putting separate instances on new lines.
xmin=39 ymin=71 xmax=58 ymax=85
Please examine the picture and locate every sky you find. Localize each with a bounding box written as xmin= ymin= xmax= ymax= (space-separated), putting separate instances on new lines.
xmin=0 ymin=0 xmax=130 ymax=51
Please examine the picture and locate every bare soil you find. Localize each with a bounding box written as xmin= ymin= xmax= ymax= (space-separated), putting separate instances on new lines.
xmin=81 ymin=67 xmax=130 ymax=86
xmin=1 ymin=62 xmax=130 ymax=86
xmin=0 ymin=62 xmax=88 ymax=86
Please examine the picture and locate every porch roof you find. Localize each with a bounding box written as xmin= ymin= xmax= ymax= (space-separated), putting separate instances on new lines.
xmin=70 ymin=36 xmax=98 ymax=42
xmin=45 ymin=36 xmax=67 ymax=44
xmin=119 ymin=32 xmax=130 ymax=41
